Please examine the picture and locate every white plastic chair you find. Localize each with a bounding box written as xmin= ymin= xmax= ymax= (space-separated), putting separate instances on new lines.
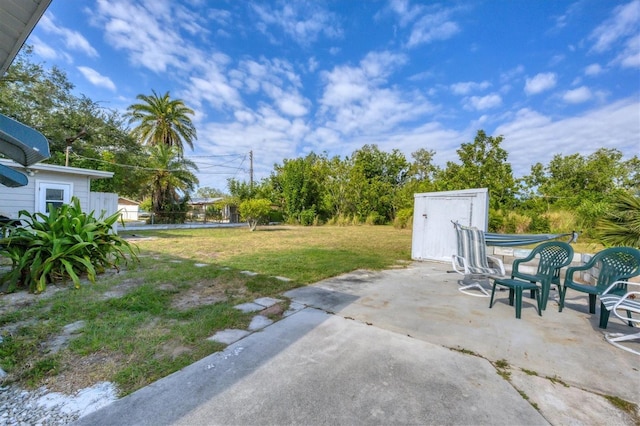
xmin=599 ymin=281 xmax=640 ymax=356
xmin=451 ymin=223 xmax=506 ymax=297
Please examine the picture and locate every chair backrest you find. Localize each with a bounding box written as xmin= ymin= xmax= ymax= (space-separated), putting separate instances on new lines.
xmin=531 ymin=241 xmax=574 ymax=282
xmin=455 ymin=224 xmax=491 ymax=273
xmin=589 ymin=247 xmax=640 ymax=291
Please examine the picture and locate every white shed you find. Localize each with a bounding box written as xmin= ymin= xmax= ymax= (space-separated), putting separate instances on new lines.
xmin=0 ymin=158 xmax=116 ymax=220
xmin=412 ymin=188 xmax=489 ymax=262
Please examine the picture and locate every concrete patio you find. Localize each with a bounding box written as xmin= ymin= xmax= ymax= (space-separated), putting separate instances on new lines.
xmin=76 ymin=260 xmax=639 ymax=425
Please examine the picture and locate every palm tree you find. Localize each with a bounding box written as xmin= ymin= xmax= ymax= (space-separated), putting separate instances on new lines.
xmin=596 ymin=192 xmax=640 ymax=248
xmin=145 ymin=144 xmax=199 ymax=222
xmin=126 ymin=90 xmax=197 ymax=155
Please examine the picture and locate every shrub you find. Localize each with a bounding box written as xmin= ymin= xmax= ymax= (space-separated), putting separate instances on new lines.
xmin=365 ymin=212 xmax=385 ymax=225
xmin=299 ymin=207 xmax=316 ymax=226
xmin=238 ymin=199 xmax=272 ymax=231
xmin=393 ymin=208 xmax=413 ymax=229
xmin=0 ymin=197 xmax=139 ymax=293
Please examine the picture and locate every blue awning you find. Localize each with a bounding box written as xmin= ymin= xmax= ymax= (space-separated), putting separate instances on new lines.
xmin=0 ymin=113 xmax=50 ymax=166
xmin=0 ymin=163 xmax=28 ymax=187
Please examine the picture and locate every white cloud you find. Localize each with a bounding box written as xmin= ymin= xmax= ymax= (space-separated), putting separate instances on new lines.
xmin=495 ymin=98 xmax=640 ymax=177
xmin=562 ymin=86 xmax=592 ymax=103
xmin=465 ymin=94 xmax=502 ymax=110
xmin=613 ymin=33 xmax=640 ymax=68
xmin=94 ymin=0 xmax=206 ymax=73
xmin=30 ymin=36 xmax=60 ymax=60
xmin=77 ymin=66 xmax=116 ymax=91
xmin=584 ymin=63 xmax=603 ymax=76
xmin=40 ymin=13 xmax=99 ymax=58
xmin=450 ymin=81 xmax=491 ymax=95
xmin=387 ymin=0 xmax=426 ymax=27
xmin=524 ymin=73 xmax=557 ymax=95
xmin=319 ymin=51 xmax=433 ymax=137
xmin=407 ymin=10 xmax=460 ymax=47
xmin=589 ymin=0 xmax=640 ymax=53
xmin=251 ymin=3 xmax=342 ymax=45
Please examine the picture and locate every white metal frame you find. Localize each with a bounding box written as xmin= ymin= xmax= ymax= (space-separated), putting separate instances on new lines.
xmin=600 ymin=281 xmax=640 ymax=356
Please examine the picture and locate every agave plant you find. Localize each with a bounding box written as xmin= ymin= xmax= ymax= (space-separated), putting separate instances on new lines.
xmin=596 ymin=192 xmax=640 ymax=248
xmin=0 ymin=197 xmax=139 ymax=293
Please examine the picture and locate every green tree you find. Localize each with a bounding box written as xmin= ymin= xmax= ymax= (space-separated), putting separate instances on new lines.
xmin=348 ymin=144 xmax=409 ymax=223
xmin=437 ymin=130 xmax=516 ymax=211
xmin=271 ymin=153 xmax=327 ymax=223
xmin=144 ymin=145 xmax=199 ymax=223
xmin=396 ymin=148 xmax=440 ymax=211
xmin=126 ymin=90 xmax=197 ymax=155
xmin=1 ymin=49 xmax=148 ymax=198
xmin=196 ymin=187 xmax=227 ymax=198
xmin=238 ymin=198 xmax=272 ymax=231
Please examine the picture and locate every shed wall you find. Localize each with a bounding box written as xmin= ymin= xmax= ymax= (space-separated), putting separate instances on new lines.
xmin=412 ymin=188 xmax=489 ymax=262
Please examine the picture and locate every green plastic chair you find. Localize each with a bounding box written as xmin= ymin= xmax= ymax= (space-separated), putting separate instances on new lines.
xmin=510 ymin=241 xmax=574 ymax=311
xmin=558 ymin=247 xmax=640 ymax=328
xmin=490 ymin=241 xmax=573 ymax=318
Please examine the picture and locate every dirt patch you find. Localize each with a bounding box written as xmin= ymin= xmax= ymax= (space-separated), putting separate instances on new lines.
xmin=47 ymin=350 xmax=128 ymax=395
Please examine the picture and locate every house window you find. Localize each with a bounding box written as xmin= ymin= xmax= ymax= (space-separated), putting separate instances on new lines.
xmin=37 ymin=182 xmax=72 ymax=214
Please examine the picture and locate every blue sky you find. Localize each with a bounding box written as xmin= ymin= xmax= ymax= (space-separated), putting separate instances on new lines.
xmin=25 ymin=0 xmax=640 ymax=191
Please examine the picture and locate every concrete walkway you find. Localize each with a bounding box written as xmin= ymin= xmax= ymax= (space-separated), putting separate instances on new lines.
xmin=75 ymin=261 xmax=640 ymax=425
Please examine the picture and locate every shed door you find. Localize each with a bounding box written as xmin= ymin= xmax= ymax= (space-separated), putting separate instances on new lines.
xmin=413 ymin=195 xmax=474 ymax=261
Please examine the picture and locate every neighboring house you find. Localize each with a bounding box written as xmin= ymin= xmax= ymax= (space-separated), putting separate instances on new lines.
xmin=188 ymin=197 xmax=239 ymax=223
xmin=117 ymin=197 xmax=140 ymax=221
xmin=0 ymin=158 xmax=116 ymax=220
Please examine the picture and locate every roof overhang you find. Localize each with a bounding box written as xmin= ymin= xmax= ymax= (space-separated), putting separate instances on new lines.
xmin=0 ymin=158 xmax=114 ymax=179
xmin=0 ymin=0 xmax=53 ymax=187
xmin=0 ymin=0 xmax=52 ymax=76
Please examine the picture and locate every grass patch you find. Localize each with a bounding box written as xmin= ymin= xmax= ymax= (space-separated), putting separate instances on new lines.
xmin=0 ymin=225 xmax=412 ymax=395
xmin=603 ymin=395 xmax=639 ymax=421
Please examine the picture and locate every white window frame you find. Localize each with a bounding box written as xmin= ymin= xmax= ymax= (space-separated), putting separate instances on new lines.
xmin=36 ymin=181 xmax=73 ymax=214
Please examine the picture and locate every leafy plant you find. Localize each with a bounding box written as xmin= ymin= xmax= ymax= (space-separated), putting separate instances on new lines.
xmin=596 ymin=192 xmax=640 ymax=248
xmin=238 ymin=199 xmax=272 ymax=231
xmin=0 ymin=197 xmax=139 ymax=293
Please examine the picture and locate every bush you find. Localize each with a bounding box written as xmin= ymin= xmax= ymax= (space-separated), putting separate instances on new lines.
xmin=239 ymin=199 xmax=272 ymax=231
xmin=0 ymin=197 xmax=139 ymax=293
xmin=365 ymin=212 xmax=385 ymax=225
xmin=299 ymin=207 xmax=316 ymax=226
xmin=393 ymin=208 xmax=413 ymax=229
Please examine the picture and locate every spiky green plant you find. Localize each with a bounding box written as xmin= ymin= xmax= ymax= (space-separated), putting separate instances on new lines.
xmin=0 ymin=197 xmax=139 ymax=293
xmin=596 ymin=192 xmax=640 ymax=248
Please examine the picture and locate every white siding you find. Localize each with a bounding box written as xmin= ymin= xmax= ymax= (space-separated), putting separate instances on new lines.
xmin=1 ymin=171 xmax=91 ymax=219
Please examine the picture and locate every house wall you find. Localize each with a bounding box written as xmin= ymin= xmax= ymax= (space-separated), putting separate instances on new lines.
xmin=1 ymin=169 xmax=91 ymax=219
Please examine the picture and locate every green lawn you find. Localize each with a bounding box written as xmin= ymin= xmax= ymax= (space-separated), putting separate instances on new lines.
xmin=0 ymin=225 xmax=412 ymax=395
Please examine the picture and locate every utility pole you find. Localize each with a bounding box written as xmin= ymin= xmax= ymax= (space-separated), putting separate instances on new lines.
xmin=249 ymin=150 xmax=254 ymax=188
xmin=65 ymin=128 xmax=87 ymax=166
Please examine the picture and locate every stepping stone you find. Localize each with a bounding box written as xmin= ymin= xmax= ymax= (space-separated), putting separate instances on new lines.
xmin=234 ymin=302 xmax=264 ymax=313
xmin=248 ymin=315 xmax=273 ymax=331
xmin=284 ymin=301 xmax=306 ymax=316
xmin=194 ymin=263 xmax=208 ymax=267
xmin=254 ymin=297 xmax=282 ymax=308
xmin=208 ymin=329 xmax=250 ymax=345
xmin=273 ymin=276 xmax=292 ymax=282
xmin=240 ymin=271 xmax=258 ymax=276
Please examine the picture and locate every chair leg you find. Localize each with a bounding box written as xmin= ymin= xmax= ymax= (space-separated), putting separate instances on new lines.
xmin=535 ymin=289 xmax=542 ymax=317
xmin=489 ymin=282 xmax=497 ymax=308
xmin=599 ymin=303 xmax=610 ymax=329
xmin=514 ymin=287 xmax=523 ymax=319
xmin=589 ymin=294 xmax=596 ymax=314
xmin=559 ymin=287 xmax=566 ymax=312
